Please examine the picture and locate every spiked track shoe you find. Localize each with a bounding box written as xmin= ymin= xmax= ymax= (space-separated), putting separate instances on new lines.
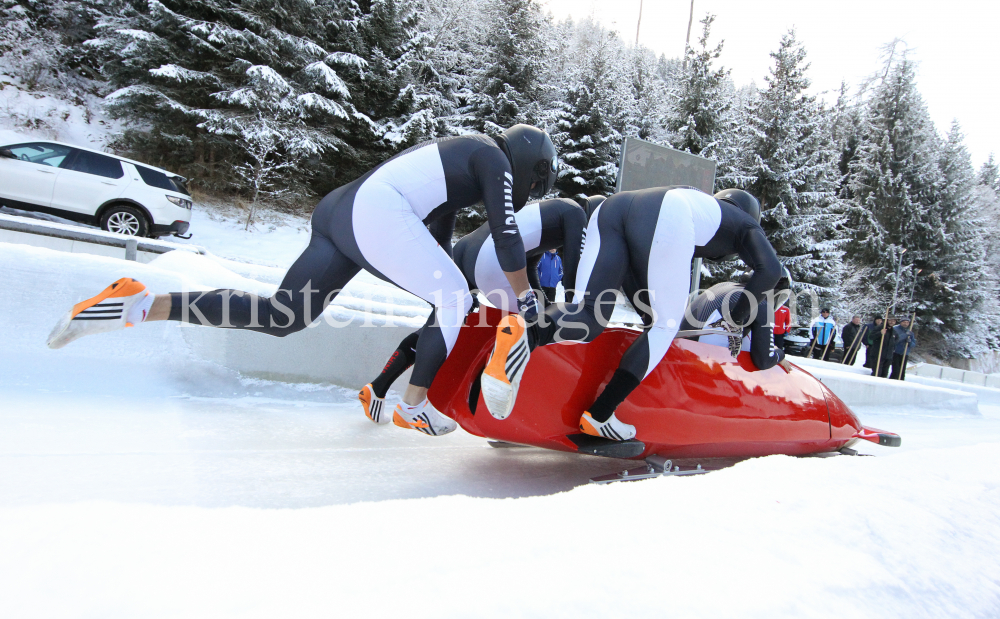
xmin=480 ymin=314 xmax=530 ymax=420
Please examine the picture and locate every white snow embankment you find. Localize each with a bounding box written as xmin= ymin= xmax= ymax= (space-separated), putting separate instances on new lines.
xmin=0 ymin=240 xmax=430 ymax=388
xmin=791 ymin=356 xmax=979 ymax=416
xmin=1 ymin=443 xmax=999 ymax=618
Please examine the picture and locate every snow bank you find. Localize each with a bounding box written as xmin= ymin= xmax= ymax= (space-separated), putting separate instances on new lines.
xmin=0 ymin=79 xmax=120 ymax=150
xmin=0 ymin=239 xmax=430 ymax=388
xmin=1 ymin=443 xmax=998 ymax=618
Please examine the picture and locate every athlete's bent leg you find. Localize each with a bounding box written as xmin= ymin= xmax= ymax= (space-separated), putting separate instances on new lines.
xmin=359 ymin=331 xmax=421 ymax=425
xmin=582 ymin=194 xmax=697 ymax=439
xmin=482 ymin=199 xmax=627 ymax=419
xmin=350 ymin=183 xmax=473 ymax=428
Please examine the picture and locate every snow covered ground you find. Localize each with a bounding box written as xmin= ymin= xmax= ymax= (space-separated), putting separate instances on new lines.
xmin=1 ymin=217 xmax=999 ymax=617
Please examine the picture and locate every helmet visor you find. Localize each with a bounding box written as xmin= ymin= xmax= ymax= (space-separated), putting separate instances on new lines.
xmin=529 ymin=156 xmax=558 ymax=199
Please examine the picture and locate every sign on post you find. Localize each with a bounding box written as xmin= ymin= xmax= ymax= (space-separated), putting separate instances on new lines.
xmin=614 ymin=138 xmax=717 ymax=291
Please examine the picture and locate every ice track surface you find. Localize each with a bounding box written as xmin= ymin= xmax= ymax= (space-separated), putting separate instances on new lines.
xmin=1 ymin=222 xmax=999 ymax=618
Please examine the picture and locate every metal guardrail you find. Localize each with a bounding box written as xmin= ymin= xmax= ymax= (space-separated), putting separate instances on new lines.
xmin=0 ymin=212 xmax=203 ymax=257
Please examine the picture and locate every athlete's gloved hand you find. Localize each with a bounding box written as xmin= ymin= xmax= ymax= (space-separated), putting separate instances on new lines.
xmin=517 ymin=290 xmax=540 ymax=323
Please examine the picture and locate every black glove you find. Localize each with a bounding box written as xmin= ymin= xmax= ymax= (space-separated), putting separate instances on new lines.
xmin=517 ymin=290 xmax=539 ymax=323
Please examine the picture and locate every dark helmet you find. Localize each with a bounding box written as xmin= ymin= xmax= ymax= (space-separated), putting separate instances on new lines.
xmin=714 ymin=189 xmax=761 ymax=223
xmin=496 ymin=124 xmax=558 ymax=210
xmin=774 ymin=266 xmax=793 ymax=306
xmin=583 ymin=194 xmax=606 ymax=221
xmin=776 ymin=266 xmax=792 ymax=291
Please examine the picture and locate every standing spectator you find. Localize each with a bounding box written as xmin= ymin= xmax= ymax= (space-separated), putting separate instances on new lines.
xmin=841 ymin=315 xmax=866 ymax=365
xmin=809 ymin=308 xmax=837 ymax=361
xmin=774 ymin=303 xmax=791 ymax=352
xmin=772 ymin=267 xmax=792 ymax=352
xmin=536 ymin=248 xmax=562 ymax=304
xmin=864 ymin=316 xmax=885 ymax=369
xmin=870 ymin=317 xmax=897 ymax=377
xmin=890 ymin=318 xmax=917 ymax=380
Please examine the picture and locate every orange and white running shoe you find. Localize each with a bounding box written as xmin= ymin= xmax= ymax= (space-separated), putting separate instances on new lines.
xmin=358 ymin=383 xmax=389 ymax=425
xmin=47 ymin=278 xmax=153 ymax=349
xmin=392 ymin=399 xmax=456 ymax=436
xmin=579 ymin=411 xmax=637 ymax=442
xmin=480 ymin=313 xmax=529 ymax=420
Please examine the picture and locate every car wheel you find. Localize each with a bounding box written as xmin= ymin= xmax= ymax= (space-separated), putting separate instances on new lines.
xmin=101 ymin=205 xmax=149 ymax=237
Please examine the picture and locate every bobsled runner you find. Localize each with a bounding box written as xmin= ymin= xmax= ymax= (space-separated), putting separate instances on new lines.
xmin=428 ymin=306 xmax=900 ymax=464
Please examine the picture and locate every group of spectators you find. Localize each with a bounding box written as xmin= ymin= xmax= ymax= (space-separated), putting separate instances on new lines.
xmin=796 ymin=311 xmax=917 ymax=380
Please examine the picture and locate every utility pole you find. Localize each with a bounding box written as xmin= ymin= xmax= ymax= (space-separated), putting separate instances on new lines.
xmin=890 ymin=248 xmax=907 ymax=317
xmin=683 ymin=0 xmax=695 ymax=67
xmin=908 ymin=269 xmax=921 ymax=307
xmin=636 ymin=0 xmax=643 ymax=45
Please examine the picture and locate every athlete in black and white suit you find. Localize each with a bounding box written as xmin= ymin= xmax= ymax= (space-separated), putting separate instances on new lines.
xmin=48 ymin=126 xmax=559 ymax=436
xmin=679 ymin=281 xmax=789 ymax=371
xmin=481 ymin=186 xmax=782 ymax=441
xmin=358 ymin=198 xmax=587 ymax=423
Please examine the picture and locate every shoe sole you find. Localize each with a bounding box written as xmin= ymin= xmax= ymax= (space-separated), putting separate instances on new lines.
xmin=481 ymin=315 xmax=529 ymax=420
xmin=358 ymin=384 xmax=389 ymax=425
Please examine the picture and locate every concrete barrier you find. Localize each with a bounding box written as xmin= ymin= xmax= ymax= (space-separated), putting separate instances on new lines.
xmin=905 ymin=374 xmax=1000 ymax=407
xmin=912 ymin=364 xmax=944 ymax=380
xmin=180 ymin=313 xmax=421 ymax=391
xmin=800 ymin=364 xmax=980 ymax=416
xmin=941 ymin=367 xmax=966 ymax=383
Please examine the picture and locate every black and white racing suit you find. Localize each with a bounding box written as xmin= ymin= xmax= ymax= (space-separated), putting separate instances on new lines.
xmin=166 ymin=135 xmax=526 ymax=388
xmin=369 ymin=198 xmax=587 ymax=398
xmin=679 ymin=281 xmax=785 ymax=370
xmin=530 ymin=186 xmax=782 ymax=418
xmin=453 ymin=197 xmax=587 ymax=310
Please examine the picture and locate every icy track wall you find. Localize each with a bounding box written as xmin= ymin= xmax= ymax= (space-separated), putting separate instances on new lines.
xmin=3 ymin=237 xmax=985 ymax=413
xmin=164 ymin=251 xmax=433 ymax=389
xmin=2 ymin=241 xmax=430 ymax=392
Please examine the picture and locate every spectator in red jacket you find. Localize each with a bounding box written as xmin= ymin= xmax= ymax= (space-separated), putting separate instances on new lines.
xmin=773 ymin=267 xmax=792 ymax=351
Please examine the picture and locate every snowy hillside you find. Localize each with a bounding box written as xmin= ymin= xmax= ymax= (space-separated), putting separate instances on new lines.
xmin=0 ymin=73 xmax=120 ymax=149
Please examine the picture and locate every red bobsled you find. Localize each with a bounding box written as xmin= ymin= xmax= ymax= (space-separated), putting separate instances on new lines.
xmin=428 ymin=306 xmax=900 ymax=460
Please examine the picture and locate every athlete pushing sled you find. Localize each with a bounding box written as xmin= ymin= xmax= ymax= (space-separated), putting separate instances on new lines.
xmin=481 ymin=186 xmax=783 ymax=442
xmin=359 ymin=197 xmax=588 ymax=424
xmin=47 ymin=125 xmax=558 ymax=436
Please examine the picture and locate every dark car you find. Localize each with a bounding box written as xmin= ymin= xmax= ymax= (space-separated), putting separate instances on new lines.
xmin=783 ymin=326 xmax=844 ymax=362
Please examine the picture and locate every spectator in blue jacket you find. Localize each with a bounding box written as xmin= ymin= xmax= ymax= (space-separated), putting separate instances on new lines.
xmin=537 ymin=248 xmax=563 ymax=304
xmin=809 ymin=308 xmax=837 ymax=361
xmin=890 ymin=317 xmax=917 ymax=380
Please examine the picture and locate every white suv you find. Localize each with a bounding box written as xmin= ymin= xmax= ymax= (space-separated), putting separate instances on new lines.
xmin=0 ymin=137 xmax=192 ymax=238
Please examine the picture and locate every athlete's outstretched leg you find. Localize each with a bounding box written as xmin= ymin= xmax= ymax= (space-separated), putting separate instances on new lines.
xmin=359 ymin=331 xmax=420 ymax=424
xmin=47 ymin=231 xmax=360 ymax=348
xmin=165 ymin=232 xmax=360 ymax=336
